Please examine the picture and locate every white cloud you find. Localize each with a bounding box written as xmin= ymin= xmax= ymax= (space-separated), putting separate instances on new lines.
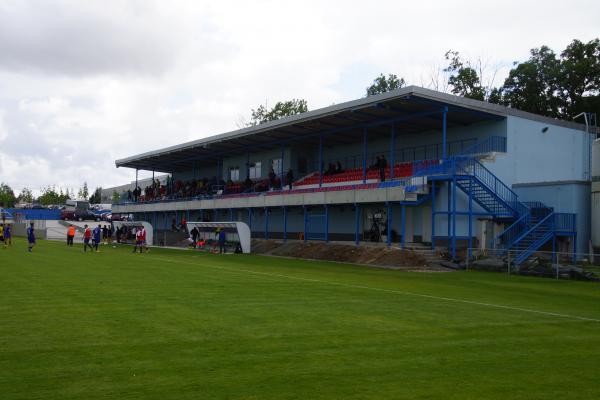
xmin=0 ymin=0 xmax=597 ymax=195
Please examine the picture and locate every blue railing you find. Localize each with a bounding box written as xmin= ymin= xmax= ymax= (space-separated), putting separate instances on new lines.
xmin=514 ymin=212 xmax=556 ymax=264
xmin=554 ymin=213 xmax=576 ymax=232
xmin=458 ymin=136 xmax=507 ymax=156
xmin=308 ymin=136 xmax=506 ymax=173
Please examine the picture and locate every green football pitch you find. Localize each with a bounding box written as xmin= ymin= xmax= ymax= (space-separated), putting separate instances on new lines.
xmin=1 ymin=239 xmax=599 ymax=399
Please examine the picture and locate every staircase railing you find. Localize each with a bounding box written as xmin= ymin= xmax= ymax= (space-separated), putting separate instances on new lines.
xmin=495 ymin=213 xmax=531 ymax=250
xmin=514 ymin=212 xmax=556 ymax=265
xmin=454 ymin=157 xmax=528 ymax=217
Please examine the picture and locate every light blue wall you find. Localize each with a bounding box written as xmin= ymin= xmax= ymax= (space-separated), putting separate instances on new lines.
xmin=487 ymin=116 xmax=588 ymax=185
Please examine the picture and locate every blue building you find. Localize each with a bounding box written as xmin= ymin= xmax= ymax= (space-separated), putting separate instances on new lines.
xmin=114 ymin=86 xmax=592 ymax=264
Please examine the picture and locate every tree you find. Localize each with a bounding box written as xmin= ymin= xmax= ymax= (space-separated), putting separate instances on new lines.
xmin=498 ymin=38 xmax=600 ymax=119
xmin=39 ymin=186 xmax=71 ymax=205
xmin=248 ymin=99 xmax=308 ymax=126
xmin=18 ymin=187 xmax=34 ymax=203
xmin=112 ymin=190 xmax=121 ymax=204
xmin=77 ymin=182 xmax=89 ymax=200
xmin=499 ymin=46 xmax=562 ymax=117
xmin=556 ymin=38 xmax=600 ymax=118
xmin=0 ymin=183 xmax=16 ymax=208
xmin=366 ymin=73 xmax=406 ymax=96
xmin=89 ymin=187 xmax=102 ymax=204
xmin=443 ymin=51 xmax=496 ymax=101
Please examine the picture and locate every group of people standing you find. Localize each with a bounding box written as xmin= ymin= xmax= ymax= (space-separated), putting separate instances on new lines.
xmin=66 ymin=223 xmax=147 ymax=253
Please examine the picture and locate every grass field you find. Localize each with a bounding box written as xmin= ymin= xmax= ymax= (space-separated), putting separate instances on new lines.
xmin=1 ymin=238 xmax=599 ymax=399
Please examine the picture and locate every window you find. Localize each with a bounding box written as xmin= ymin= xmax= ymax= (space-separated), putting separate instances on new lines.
xmin=249 ymin=162 xmax=261 ymax=179
xmin=271 ymin=158 xmax=282 ymax=175
xmin=229 ymin=167 xmax=240 ymax=181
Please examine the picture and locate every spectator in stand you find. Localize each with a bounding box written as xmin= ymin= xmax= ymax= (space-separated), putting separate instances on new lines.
xmin=286 ymin=168 xmax=294 ymax=190
xmin=336 ymin=161 xmax=343 ymax=174
xmin=181 ymin=216 xmax=187 ymax=232
xmin=244 ymin=176 xmax=253 ymax=192
xmin=171 ymin=216 xmax=178 ymax=232
xmin=127 ymin=189 xmax=133 ymax=202
xmin=371 ymin=155 xmax=380 ymax=170
xmin=268 ymin=168 xmax=276 ymax=189
xmin=378 ymin=155 xmax=388 ymax=182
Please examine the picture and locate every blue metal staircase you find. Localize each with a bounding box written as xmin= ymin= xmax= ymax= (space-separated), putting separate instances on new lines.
xmin=421 ymin=156 xmax=576 ymax=264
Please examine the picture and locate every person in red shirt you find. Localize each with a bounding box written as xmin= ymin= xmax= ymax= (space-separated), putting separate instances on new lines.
xmin=83 ymin=225 xmax=93 ymax=252
xmin=141 ymin=226 xmax=149 ymax=252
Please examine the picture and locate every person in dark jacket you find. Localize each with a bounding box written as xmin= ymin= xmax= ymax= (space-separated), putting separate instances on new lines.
xmin=286 ymin=168 xmax=294 ymax=190
xmin=379 ymin=155 xmax=388 ymax=182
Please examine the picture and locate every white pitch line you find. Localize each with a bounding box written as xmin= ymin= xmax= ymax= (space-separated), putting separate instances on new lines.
xmin=148 ymin=255 xmax=600 ymax=323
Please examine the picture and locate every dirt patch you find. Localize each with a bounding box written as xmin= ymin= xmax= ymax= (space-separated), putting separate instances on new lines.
xmin=252 ymin=239 xmax=450 ymax=272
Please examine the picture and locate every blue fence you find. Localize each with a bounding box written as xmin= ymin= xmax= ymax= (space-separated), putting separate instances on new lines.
xmin=6 ymin=209 xmax=61 ymax=220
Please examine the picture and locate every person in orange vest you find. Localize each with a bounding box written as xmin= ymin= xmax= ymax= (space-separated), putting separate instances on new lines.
xmin=67 ymin=224 xmax=75 ymax=247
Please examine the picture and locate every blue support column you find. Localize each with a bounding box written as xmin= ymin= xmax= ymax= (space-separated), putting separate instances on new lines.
xmin=431 ymin=180 xmax=436 ymax=250
xmin=362 ymin=129 xmax=368 ymax=183
xmin=264 ymin=207 xmax=269 ymax=239
xmin=200 ymin=209 xmax=204 ymax=222
xmin=283 ymin=206 xmax=287 ymax=242
xmin=186 ymin=209 xmax=190 ymax=224
xmin=468 ymin=177 xmax=473 ymax=259
xmin=164 ymin=212 xmax=167 ymax=231
xmin=319 ymin=133 xmax=323 ymax=187
xmin=447 ymin=182 xmax=451 ymax=245
xmin=401 ymin=204 xmax=406 ymax=248
xmin=452 ymin=177 xmax=457 ymax=259
xmin=280 ymin=144 xmax=284 ymax=182
xmin=390 ymin=125 xmax=396 ymax=180
xmin=325 ymin=205 xmax=329 ymax=243
xmin=552 ymin=235 xmax=557 ymax=264
xmin=386 ymin=202 xmax=392 ymax=247
xmin=303 ymin=206 xmax=307 ymax=243
xmin=573 ymin=214 xmax=577 ymax=263
xmin=355 ymin=204 xmax=360 ymax=246
xmin=229 ymin=208 xmax=233 ymax=221
xmin=442 ymin=106 xmax=448 ymax=159
xmin=247 ymin=208 xmax=252 ymax=235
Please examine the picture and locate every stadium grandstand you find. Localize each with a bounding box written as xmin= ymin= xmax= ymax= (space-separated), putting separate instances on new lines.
xmin=113 ymin=86 xmax=594 ymax=264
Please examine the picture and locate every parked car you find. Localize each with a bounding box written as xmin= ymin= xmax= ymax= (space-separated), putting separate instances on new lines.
xmin=61 ymin=209 xmax=99 ymax=221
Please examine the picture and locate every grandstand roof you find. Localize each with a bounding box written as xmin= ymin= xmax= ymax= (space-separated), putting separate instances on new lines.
xmin=116 ymin=86 xmax=587 ymax=173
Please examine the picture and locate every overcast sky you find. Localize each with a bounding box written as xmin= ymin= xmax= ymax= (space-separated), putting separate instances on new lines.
xmin=0 ymin=0 xmax=597 ymax=196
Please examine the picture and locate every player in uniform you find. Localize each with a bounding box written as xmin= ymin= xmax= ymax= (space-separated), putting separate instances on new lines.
xmin=83 ymin=225 xmax=93 ymax=252
xmin=27 ymin=222 xmax=35 ymax=252
xmin=132 ymin=229 xmax=144 ymax=253
xmin=4 ymin=223 xmax=11 ymax=247
xmin=140 ymin=226 xmax=149 ymax=252
xmin=93 ymin=224 xmax=102 ymax=252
